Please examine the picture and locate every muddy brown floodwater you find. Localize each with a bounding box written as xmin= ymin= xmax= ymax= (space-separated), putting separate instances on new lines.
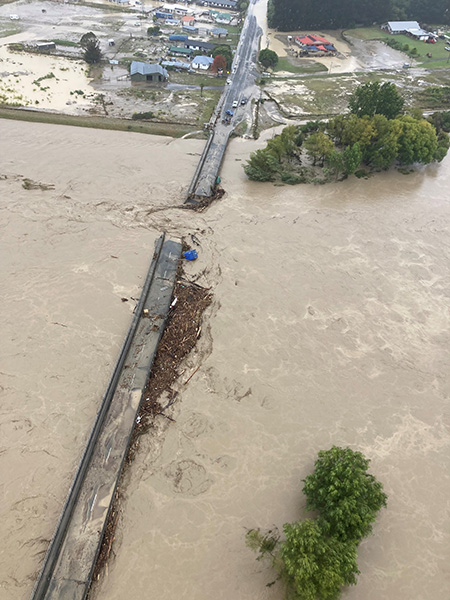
xmin=2 ymin=120 xmax=450 ymax=600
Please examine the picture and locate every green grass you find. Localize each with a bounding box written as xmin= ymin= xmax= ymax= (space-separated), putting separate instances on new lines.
xmin=0 ymin=106 xmax=196 ymax=137
xmin=345 ymin=26 xmax=450 ymax=66
xmin=274 ymin=57 xmax=327 ymax=74
xmin=198 ymin=89 xmax=222 ymax=123
xmin=52 ymin=39 xmax=79 ymax=47
xmin=169 ymin=71 xmax=225 ymax=87
xmin=0 ymin=27 xmax=20 ymax=38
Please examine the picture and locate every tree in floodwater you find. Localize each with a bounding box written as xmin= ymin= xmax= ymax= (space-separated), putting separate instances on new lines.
xmin=303 ymin=446 xmax=388 ymax=544
xmin=80 ymin=32 xmax=102 ymax=65
xmin=246 ymin=446 xmax=386 ymax=599
xmin=304 ymin=131 xmax=334 ymax=166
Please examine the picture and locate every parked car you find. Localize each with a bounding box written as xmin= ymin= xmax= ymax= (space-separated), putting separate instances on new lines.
xmin=9 ymin=14 xmax=20 ymax=20
xmin=232 ymin=100 xmax=238 ymax=108
xmin=226 ymin=78 xmax=232 ymax=84
xmin=402 ymin=63 xmax=410 ymax=68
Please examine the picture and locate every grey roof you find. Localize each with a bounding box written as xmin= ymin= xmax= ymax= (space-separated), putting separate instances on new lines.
xmin=130 ymin=61 xmax=168 ymax=78
xmin=192 ymin=55 xmax=214 ymax=65
xmin=161 ymin=60 xmax=191 ymax=69
xmin=185 ymin=38 xmax=214 ymax=49
xmin=208 ymin=0 xmax=237 ymax=7
xmin=211 ymin=27 xmax=228 ymax=34
xmin=387 ymin=20 xmax=420 ymax=31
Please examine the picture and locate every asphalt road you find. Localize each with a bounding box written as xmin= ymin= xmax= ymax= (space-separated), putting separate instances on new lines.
xmin=193 ymin=2 xmax=262 ymax=197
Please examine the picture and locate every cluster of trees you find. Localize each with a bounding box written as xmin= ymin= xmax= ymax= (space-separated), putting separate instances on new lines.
xmin=244 ymin=82 xmax=450 ymax=183
xmin=268 ymin=0 xmax=449 ymax=31
xmin=247 ymin=446 xmax=387 ymax=600
xmin=212 ymin=45 xmax=233 ymax=69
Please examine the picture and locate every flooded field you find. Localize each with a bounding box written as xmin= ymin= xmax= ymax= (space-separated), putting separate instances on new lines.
xmin=2 ymin=119 xmax=450 ymax=600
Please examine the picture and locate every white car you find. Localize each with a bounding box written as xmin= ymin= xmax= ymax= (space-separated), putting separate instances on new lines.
xmin=232 ymin=100 xmax=238 ymax=108
xmin=226 ymin=78 xmax=232 ymax=84
xmin=10 ymin=14 xmax=20 ymax=20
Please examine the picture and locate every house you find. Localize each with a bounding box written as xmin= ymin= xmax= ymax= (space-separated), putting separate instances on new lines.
xmin=162 ymin=3 xmax=193 ymax=15
xmin=192 ymin=55 xmax=214 ymax=69
xmin=182 ymin=14 xmax=195 ymax=25
xmin=295 ymin=34 xmax=336 ymax=54
xmin=210 ymin=10 xmax=233 ymax=24
xmin=130 ymin=61 xmax=168 ymax=82
xmin=161 ymin=59 xmax=191 ymax=70
xmin=182 ymin=24 xmax=199 ymax=34
xmin=169 ymin=45 xmax=193 ymax=56
xmin=155 ymin=10 xmax=173 ymax=19
xmin=169 ymin=33 xmax=188 ymax=42
xmin=382 ymin=21 xmax=431 ymax=41
xmin=211 ymin=26 xmax=228 ymax=38
xmin=185 ymin=38 xmax=215 ymax=52
xmin=205 ymin=0 xmax=237 ymax=9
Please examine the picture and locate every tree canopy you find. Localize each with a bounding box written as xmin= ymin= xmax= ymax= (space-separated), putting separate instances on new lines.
xmin=212 ymin=45 xmax=232 ymax=69
xmin=258 ymin=48 xmax=279 ymax=69
xmin=268 ymin=0 xmax=449 ymax=31
xmin=244 ymin=82 xmax=449 ymax=184
xmin=303 ymin=446 xmax=388 ymax=544
xmin=80 ymin=32 xmax=101 ymax=64
xmin=246 ymin=446 xmax=386 ymax=600
xmin=348 ymin=82 xmax=404 ymax=120
xmin=281 ymin=520 xmax=359 ymax=600
xmin=212 ymin=54 xmax=227 ymax=73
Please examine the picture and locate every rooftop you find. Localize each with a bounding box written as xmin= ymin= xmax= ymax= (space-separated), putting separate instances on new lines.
xmin=130 ymin=61 xmax=168 ymax=78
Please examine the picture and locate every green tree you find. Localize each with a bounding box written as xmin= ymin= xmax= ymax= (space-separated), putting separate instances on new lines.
xmin=340 ymin=115 xmax=375 ymax=158
xmin=303 ymin=446 xmax=387 ymax=544
xmin=349 ymin=82 xmax=404 ymax=120
xmin=244 ymin=148 xmax=280 ymax=181
xmin=396 ymin=115 xmax=439 ymax=165
xmin=343 ymin=143 xmax=362 ymax=175
xmin=147 ymin=25 xmax=160 ymax=36
xmin=80 ymin=32 xmax=101 ymax=64
xmin=281 ymin=520 xmax=359 ymax=600
xmin=326 ymin=150 xmax=345 ymax=180
xmin=259 ymin=48 xmax=279 ymax=69
xmin=304 ymin=131 xmax=334 ymax=166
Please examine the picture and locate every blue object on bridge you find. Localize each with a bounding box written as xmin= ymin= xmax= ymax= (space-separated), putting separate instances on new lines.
xmin=225 ymin=109 xmax=233 ymax=116
xmin=183 ymin=249 xmax=198 ymax=261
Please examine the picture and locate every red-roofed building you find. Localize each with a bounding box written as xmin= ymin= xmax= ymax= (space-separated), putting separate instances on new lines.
xmin=295 ymin=34 xmax=337 ymax=55
xmin=182 ymin=15 xmax=195 ymax=25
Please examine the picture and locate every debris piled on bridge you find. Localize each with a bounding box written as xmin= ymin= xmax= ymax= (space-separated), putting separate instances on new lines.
xmin=89 ymin=268 xmax=212 ymax=589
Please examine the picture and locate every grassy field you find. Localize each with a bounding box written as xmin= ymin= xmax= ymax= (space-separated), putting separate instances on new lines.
xmin=346 ymin=26 xmax=450 ymax=68
xmin=169 ymin=71 xmax=225 ymax=87
xmin=0 ymin=106 xmax=197 ymax=137
xmin=274 ymin=57 xmax=327 ymax=74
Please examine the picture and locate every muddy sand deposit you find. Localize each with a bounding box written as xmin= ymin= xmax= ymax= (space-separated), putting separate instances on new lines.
xmin=1 ymin=119 xmax=450 ymax=600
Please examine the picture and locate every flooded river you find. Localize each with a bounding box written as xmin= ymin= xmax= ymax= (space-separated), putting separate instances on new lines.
xmin=2 ymin=120 xmax=450 ymax=600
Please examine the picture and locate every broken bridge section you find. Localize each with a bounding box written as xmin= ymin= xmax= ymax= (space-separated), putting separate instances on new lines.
xmin=31 ymin=234 xmax=181 ymax=600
